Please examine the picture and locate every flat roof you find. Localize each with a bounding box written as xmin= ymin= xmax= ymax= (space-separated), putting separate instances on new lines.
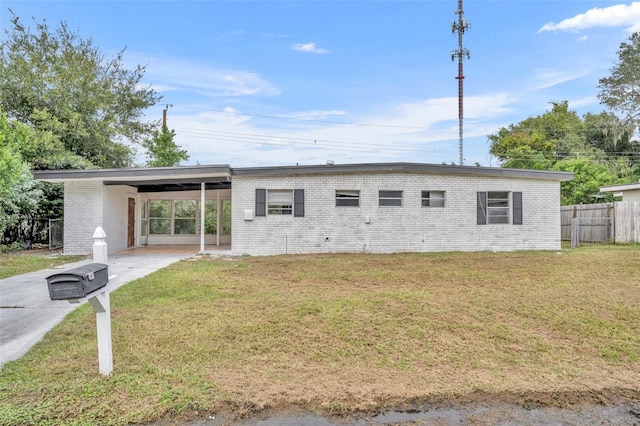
xmin=32 ymin=162 xmax=574 ymax=188
xmin=233 ymin=162 xmax=574 ymax=181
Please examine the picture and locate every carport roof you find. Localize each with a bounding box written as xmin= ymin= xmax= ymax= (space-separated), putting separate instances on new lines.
xmin=33 ymin=165 xmax=233 ymax=192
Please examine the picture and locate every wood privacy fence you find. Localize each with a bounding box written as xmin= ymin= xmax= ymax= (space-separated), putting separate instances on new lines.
xmin=561 ymin=202 xmax=640 ymax=244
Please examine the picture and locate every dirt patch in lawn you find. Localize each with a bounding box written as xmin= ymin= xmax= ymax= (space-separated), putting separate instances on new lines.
xmin=156 ymin=388 xmax=640 ymax=425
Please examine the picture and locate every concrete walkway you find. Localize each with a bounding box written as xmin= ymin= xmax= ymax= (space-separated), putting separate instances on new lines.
xmin=0 ymin=250 xmax=201 ymax=369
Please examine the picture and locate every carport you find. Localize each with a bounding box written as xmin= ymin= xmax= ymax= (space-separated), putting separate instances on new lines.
xmin=33 ymin=165 xmax=233 ymax=255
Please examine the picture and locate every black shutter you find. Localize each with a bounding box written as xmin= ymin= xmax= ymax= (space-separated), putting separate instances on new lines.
xmin=477 ymin=192 xmax=487 ymax=225
xmin=513 ymin=192 xmax=523 ymax=225
xmin=255 ymin=189 xmax=266 ymax=217
xmin=294 ymin=189 xmax=304 ymax=217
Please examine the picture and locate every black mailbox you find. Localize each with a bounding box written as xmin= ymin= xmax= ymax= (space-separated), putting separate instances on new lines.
xmin=46 ymin=263 xmax=109 ymax=300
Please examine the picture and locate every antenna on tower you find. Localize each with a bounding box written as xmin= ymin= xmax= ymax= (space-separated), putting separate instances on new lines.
xmin=451 ymin=0 xmax=470 ymax=166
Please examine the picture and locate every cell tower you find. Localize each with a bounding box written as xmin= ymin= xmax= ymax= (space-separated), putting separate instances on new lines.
xmin=451 ymin=0 xmax=470 ymax=166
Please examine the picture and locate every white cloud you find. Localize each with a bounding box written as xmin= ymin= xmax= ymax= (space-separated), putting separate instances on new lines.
xmin=526 ymin=69 xmax=590 ymax=91
xmin=286 ymin=110 xmax=346 ymax=120
xmin=539 ymin=2 xmax=640 ymax=33
xmin=129 ymin=53 xmax=281 ymax=98
xmin=158 ymin=93 xmax=517 ymax=167
xmin=291 ymin=42 xmax=330 ymax=54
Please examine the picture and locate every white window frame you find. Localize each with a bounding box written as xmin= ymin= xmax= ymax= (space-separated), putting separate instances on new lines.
xmin=378 ymin=190 xmax=403 ymax=207
xmin=487 ymin=191 xmax=510 ymax=224
xmin=422 ymin=191 xmax=445 ymax=207
xmin=268 ymin=190 xmax=293 ymax=215
xmin=336 ymin=190 xmax=360 ymax=207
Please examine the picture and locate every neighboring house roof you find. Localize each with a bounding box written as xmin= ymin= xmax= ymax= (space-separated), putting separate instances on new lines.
xmin=600 ymin=182 xmax=640 ymax=193
xmin=32 ymin=162 xmax=573 ymax=192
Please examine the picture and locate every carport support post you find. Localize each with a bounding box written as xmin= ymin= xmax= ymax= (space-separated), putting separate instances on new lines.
xmin=200 ymin=182 xmax=205 ymax=253
xmin=91 ymin=226 xmax=113 ymax=376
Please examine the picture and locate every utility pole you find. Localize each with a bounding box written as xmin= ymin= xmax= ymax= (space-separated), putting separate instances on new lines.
xmin=162 ymin=104 xmax=173 ymax=127
xmin=451 ymin=0 xmax=470 ymax=166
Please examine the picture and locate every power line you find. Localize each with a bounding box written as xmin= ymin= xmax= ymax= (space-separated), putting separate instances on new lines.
xmin=173 ymin=104 xmax=432 ymax=130
xmin=179 ymin=128 xmax=444 ymax=154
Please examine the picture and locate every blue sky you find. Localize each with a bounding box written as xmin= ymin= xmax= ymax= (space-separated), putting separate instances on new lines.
xmin=2 ymin=1 xmax=640 ymax=167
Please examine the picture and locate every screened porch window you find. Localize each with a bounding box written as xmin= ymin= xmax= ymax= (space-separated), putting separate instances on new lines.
xmin=149 ymin=200 xmax=171 ymax=234
xmin=147 ymin=199 xmax=230 ymax=235
xmin=140 ymin=200 xmax=148 ymax=236
xmin=174 ymin=200 xmax=196 ymax=234
xmin=204 ymin=200 xmax=232 ymax=234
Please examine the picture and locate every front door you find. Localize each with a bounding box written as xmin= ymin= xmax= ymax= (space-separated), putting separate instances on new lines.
xmin=127 ymin=197 xmax=135 ymax=247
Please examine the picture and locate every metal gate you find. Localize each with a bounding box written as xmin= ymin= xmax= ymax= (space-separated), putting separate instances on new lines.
xmin=49 ymin=219 xmax=63 ymax=250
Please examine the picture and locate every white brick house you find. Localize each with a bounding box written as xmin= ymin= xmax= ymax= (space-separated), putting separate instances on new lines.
xmin=33 ymin=163 xmax=572 ymax=255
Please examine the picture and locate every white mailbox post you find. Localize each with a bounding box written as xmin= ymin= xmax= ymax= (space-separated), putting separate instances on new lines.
xmin=69 ymin=226 xmax=115 ymax=376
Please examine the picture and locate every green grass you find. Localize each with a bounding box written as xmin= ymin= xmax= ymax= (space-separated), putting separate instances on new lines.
xmin=1 ymin=245 xmax=639 ymax=425
xmin=0 ymin=252 xmax=85 ymax=279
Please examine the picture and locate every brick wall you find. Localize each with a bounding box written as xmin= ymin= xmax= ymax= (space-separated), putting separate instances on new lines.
xmin=231 ymin=172 xmax=561 ymax=256
xmin=63 ymin=181 xmax=104 ymax=255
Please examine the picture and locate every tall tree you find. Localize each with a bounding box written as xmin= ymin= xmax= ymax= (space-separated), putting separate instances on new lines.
xmin=488 ymin=101 xmax=640 ymax=205
xmin=142 ymin=124 xmax=189 ymax=167
xmin=488 ymin=101 xmax=590 ymax=165
xmin=0 ymin=113 xmax=41 ymax=243
xmin=598 ymin=32 xmax=640 ymax=134
xmin=552 ymin=158 xmax=615 ymax=205
xmin=0 ymin=11 xmax=161 ymax=169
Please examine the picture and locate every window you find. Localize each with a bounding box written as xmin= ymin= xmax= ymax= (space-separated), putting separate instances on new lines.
xmin=268 ymin=190 xmax=293 ymax=215
xmin=204 ymin=200 xmax=218 ymax=234
xmin=149 ymin=199 xmax=218 ymax=235
xmin=477 ymin=191 xmax=523 ymax=225
xmin=379 ymin=190 xmax=403 ymax=207
xmin=204 ymin=200 xmax=233 ymax=234
xmin=222 ymin=200 xmax=233 ymax=233
xmin=487 ymin=191 xmax=509 ymax=224
xmin=422 ymin=191 xmax=445 ymax=207
xmin=140 ymin=200 xmax=148 ymax=236
xmin=174 ymin=200 xmax=196 ymax=234
xmin=149 ymin=200 xmax=171 ymax=234
xmin=336 ymin=190 xmax=360 ymax=207
xmin=256 ymin=189 xmax=304 ymax=217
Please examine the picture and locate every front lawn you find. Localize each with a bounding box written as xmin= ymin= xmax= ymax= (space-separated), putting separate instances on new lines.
xmin=1 ymin=245 xmax=639 ymax=425
xmin=0 ymin=251 xmax=85 ymax=280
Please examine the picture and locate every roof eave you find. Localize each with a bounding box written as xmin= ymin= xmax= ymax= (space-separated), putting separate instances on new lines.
xmin=232 ymin=162 xmax=574 ymax=181
xmin=32 ymin=165 xmax=232 ymax=183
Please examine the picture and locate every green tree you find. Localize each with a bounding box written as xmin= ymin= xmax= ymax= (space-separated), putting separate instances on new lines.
xmin=488 ymin=101 xmax=640 ymax=205
xmin=553 ymin=158 xmax=615 ymax=205
xmin=598 ymin=32 xmax=640 ymax=133
xmin=502 ymin=146 xmax=553 ymax=170
xmin=0 ymin=113 xmax=41 ymax=243
xmin=488 ymin=101 xmax=588 ymax=165
xmin=142 ymin=124 xmax=189 ymax=167
xmin=0 ymin=11 xmax=160 ymax=169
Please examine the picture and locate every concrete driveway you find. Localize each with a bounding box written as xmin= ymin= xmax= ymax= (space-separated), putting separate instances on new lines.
xmin=0 ymin=248 xmax=209 ymax=369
